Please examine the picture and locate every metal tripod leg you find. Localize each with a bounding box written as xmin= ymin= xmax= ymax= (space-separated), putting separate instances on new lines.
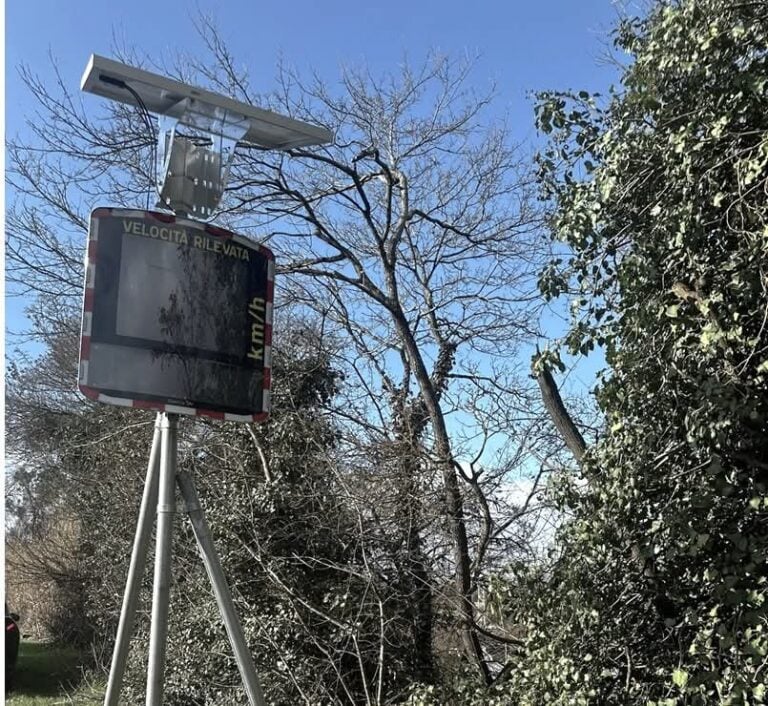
xmin=177 ymin=470 xmax=267 ymax=706
xmin=146 ymin=413 xmax=178 ymax=706
xmin=104 ymin=412 xmax=266 ymax=706
xmin=104 ymin=415 xmax=163 ymax=706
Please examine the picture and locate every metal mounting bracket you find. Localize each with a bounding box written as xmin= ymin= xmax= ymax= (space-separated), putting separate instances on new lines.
xmin=156 ymin=99 xmax=250 ymax=220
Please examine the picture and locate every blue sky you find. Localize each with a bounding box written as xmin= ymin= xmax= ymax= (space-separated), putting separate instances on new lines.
xmin=7 ymin=1 xmax=622 ymax=140
xmin=5 ymin=0 xmax=624 ymax=390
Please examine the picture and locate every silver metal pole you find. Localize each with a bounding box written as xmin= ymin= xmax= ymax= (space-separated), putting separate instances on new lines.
xmin=177 ymin=470 xmax=267 ymax=706
xmin=104 ymin=416 xmax=163 ymax=706
xmin=146 ymin=413 xmax=178 ymax=706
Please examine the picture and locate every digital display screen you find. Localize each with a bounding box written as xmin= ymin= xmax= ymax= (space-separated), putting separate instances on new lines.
xmin=79 ymin=209 xmax=273 ymax=419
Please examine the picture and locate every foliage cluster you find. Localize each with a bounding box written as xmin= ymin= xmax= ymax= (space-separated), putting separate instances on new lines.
xmin=502 ymin=1 xmax=768 ymax=704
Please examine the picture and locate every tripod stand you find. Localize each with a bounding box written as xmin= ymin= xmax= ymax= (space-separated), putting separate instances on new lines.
xmin=103 ymin=413 xmax=266 ymax=706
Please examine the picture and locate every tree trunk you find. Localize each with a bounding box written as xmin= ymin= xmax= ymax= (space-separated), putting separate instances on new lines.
xmin=536 ymin=365 xmax=587 ymax=463
xmin=405 ymin=516 xmax=434 ymax=682
xmin=391 ymin=310 xmax=490 ymax=684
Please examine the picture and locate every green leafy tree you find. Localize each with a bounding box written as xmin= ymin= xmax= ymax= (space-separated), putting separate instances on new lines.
xmin=499 ymin=1 xmax=768 ymax=704
xmin=6 ymin=316 xmax=399 ymax=704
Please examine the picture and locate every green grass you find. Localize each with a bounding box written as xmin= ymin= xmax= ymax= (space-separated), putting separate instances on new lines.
xmin=6 ymin=642 xmax=104 ymax=705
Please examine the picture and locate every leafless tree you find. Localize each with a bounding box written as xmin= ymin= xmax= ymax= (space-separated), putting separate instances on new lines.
xmin=205 ymin=50 xmax=548 ymax=681
xmin=6 ymin=27 xmax=576 ymax=694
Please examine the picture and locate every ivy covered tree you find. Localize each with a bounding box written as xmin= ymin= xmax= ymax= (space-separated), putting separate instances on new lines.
xmin=496 ymin=1 xmax=768 ymax=704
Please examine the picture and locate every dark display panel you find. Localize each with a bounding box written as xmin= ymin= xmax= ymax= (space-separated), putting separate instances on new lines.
xmin=114 ymin=234 xmax=252 ymax=355
xmin=80 ymin=210 xmax=273 ymax=417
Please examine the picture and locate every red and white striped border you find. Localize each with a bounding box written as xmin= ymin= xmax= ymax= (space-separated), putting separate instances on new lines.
xmin=78 ymin=207 xmax=273 ymax=423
